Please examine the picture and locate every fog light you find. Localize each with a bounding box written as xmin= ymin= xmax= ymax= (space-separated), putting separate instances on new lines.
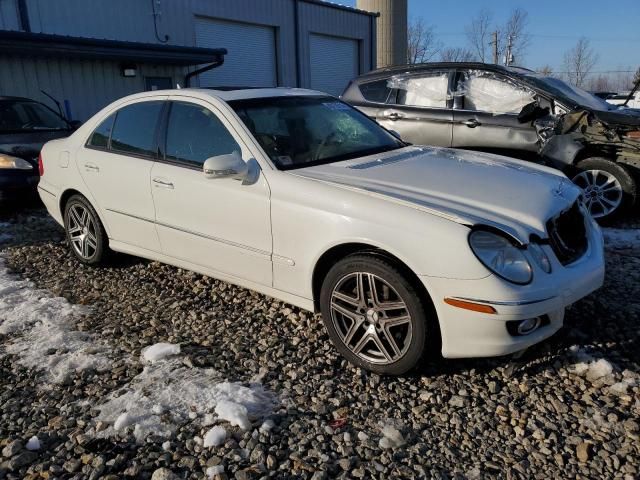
xmin=517 ymin=317 xmax=541 ymax=335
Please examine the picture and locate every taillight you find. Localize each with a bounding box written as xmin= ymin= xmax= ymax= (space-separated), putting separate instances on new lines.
xmin=38 ymin=153 xmax=44 ymax=176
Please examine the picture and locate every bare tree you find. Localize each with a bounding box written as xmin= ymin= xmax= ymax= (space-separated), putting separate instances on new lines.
xmin=588 ymin=74 xmax=612 ymax=92
xmin=562 ymin=37 xmax=598 ymax=87
xmin=634 ymin=66 xmax=640 ymax=86
xmin=465 ymin=9 xmax=493 ymax=62
xmin=407 ymin=18 xmax=442 ymax=64
xmin=440 ymin=47 xmax=476 ymax=62
xmin=500 ymin=8 xmax=530 ymax=65
xmin=536 ymin=65 xmax=553 ymax=76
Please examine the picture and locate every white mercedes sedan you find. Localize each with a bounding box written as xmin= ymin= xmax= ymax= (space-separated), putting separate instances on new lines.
xmin=37 ymin=88 xmax=605 ymax=375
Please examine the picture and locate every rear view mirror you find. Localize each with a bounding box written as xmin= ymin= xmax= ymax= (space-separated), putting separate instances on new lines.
xmin=518 ymin=102 xmax=550 ymax=123
xmin=203 ymin=152 xmax=248 ymax=180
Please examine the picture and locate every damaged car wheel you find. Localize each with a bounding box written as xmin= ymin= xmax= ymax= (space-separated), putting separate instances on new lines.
xmin=572 ymin=158 xmax=636 ymax=220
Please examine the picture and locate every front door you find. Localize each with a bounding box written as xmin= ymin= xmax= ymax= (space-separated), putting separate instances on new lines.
xmin=452 ymin=71 xmax=539 ymax=158
xmin=377 ymin=70 xmax=453 ymax=147
xmin=150 ymin=98 xmax=272 ymax=286
xmin=79 ymin=99 xmax=165 ymax=251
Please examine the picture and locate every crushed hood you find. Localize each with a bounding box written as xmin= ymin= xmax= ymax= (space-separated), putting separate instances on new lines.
xmin=292 ymin=146 xmax=580 ymax=243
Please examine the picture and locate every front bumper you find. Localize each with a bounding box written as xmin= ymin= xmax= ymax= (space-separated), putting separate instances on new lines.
xmin=0 ymin=170 xmax=39 ymax=201
xmin=422 ymin=216 xmax=605 ymax=358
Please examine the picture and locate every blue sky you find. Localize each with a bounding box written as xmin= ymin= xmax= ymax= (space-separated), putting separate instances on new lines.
xmin=340 ymin=0 xmax=640 ymax=74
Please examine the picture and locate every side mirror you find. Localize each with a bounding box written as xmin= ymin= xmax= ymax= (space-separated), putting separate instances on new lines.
xmin=518 ymin=102 xmax=550 ymax=124
xmin=203 ymin=152 xmax=248 ymax=180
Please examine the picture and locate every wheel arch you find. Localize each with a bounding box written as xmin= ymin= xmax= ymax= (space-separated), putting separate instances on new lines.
xmin=59 ymin=188 xmax=111 ymax=237
xmin=311 ymin=243 xmax=434 ymax=311
xmin=311 ymin=242 xmax=442 ymax=354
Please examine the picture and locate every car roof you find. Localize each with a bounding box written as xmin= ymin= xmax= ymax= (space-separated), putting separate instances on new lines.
xmin=118 ymin=87 xmax=329 ymax=104
xmin=354 ymin=62 xmax=533 ymax=81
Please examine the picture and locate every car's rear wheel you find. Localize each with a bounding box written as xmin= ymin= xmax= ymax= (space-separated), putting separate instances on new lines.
xmin=64 ymin=194 xmax=108 ymax=265
xmin=571 ymin=157 xmax=636 ymax=220
xmin=319 ymin=254 xmax=431 ymax=375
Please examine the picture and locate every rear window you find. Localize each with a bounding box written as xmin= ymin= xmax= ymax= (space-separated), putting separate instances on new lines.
xmin=359 ymin=80 xmax=392 ymax=103
xmin=110 ymin=102 xmax=163 ymax=157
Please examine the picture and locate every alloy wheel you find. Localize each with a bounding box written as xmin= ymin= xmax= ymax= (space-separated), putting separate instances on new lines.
xmin=66 ymin=204 xmax=98 ymax=260
xmin=572 ymin=169 xmax=623 ymax=218
xmin=330 ymin=272 xmax=412 ymax=365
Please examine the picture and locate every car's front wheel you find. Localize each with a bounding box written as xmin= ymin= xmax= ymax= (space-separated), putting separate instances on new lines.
xmin=571 ymin=157 xmax=636 ymax=220
xmin=63 ymin=194 xmax=109 ymax=265
xmin=319 ymin=254 xmax=431 ymax=375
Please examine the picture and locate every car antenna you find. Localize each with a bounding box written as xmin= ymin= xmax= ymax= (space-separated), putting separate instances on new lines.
xmin=622 ymin=74 xmax=640 ymax=108
xmin=40 ymin=90 xmax=66 ymax=119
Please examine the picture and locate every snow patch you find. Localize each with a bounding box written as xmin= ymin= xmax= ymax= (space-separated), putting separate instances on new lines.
xmin=25 ymin=436 xmax=40 ymax=451
xmin=603 ymin=228 xmax=640 ymax=249
xmin=215 ymin=398 xmax=250 ymax=430
xmin=142 ymin=343 xmax=181 ymax=363
xmin=0 ymin=257 xmax=112 ymax=384
xmin=203 ymin=426 xmax=226 ymax=447
xmin=378 ymin=424 xmax=405 ymax=449
xmin=95 ymin=358 xmax=278 ymax=443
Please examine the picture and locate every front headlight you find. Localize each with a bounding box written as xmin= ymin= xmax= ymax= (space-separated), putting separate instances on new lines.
xmin=469 ymin=230 xmax=533 ymax=284
xmin=0 ymin=154 xmax=33 ymax=170
xmin=528 ymin=242 xmax=552 ymax=273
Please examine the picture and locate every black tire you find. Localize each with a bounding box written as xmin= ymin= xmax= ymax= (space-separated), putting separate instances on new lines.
xmin=572 ymin=157 xmax=636 ymax=221
xmin=63 ymin=194 xmax=109 ymax=265
xmin=319 ymin=254 xmax=432 ymax=375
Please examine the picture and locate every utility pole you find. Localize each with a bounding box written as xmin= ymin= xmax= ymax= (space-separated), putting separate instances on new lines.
xmin=490 ymin=31 xmax=499 ymax=64
xmin=505 ymin=34 xmax=513 ymax=66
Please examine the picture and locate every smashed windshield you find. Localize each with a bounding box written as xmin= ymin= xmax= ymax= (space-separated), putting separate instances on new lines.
xmin=522 ymin=75 xmax=612 ymax=111
xmin=230 ymin=96 xmax=404 ymax=170
xmin=0 ymin=100 xmax=69 ymax=132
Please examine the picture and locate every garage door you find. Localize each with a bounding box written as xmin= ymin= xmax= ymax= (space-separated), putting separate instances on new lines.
xmin=195 ymin=18 xmax=277 ymax=87
xmin=310 ymin=34 xmax=359 ymax=96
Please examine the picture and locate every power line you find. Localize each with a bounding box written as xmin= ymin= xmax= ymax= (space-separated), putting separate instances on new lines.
xmin=435 ymin=31 xmax=640 ymax=43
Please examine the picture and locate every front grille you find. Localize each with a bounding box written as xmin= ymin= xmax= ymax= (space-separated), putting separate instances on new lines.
xmin=546 ymin=202 xmax=588 ymax=266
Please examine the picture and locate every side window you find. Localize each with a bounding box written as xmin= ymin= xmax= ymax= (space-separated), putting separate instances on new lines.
xmin=389 ymin=72 xmax=449 ymax=108
xmin=458 ymin=72 xmax=535 ymax=114
xmin=359 ymin=79 xmax=392 ymax=103
xmin=110 ymin=102 xmax=163 ymax=157
xmin=87 ymin=114 xmax=115 ymax=148
xmin=165 ymin=102 xmax=240 ymax=168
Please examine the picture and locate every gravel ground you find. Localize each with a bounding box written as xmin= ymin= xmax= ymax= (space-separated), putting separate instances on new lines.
xmin=0 ymin=206 xmax=639 ymax=480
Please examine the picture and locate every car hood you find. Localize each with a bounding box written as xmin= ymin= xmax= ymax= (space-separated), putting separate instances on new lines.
xmin=291 ymin=146 xmax=581 ymax=243
xmin=590 ymin=108 xmax=640 ymax=127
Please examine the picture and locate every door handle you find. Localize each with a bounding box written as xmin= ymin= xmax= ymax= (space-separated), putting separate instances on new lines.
xmin=386 ymin=112 xmax=404 ymax=121
xmin=462 ymin=119 xmax=481 ymax=128
xmin=152 ymin=177 xmax=174 ymax=189
xmin=84 ymin=163 xmax=99 ymax=172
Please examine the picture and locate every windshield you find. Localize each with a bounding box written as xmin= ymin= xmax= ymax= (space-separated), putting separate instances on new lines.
xmin=230 ymin=96 xmax=404 ymax=170
xmin=0 ymin=100 xmax=69 ymax=132
xmin=523 ymin=75 xmax=613 ymax=111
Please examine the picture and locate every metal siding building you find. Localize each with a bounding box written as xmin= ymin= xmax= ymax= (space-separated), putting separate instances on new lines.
xmin=0 ymin=0 xmax=376 ymax=120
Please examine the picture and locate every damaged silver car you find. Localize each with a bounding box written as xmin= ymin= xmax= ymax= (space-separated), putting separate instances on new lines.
xmin=342 ymin=62 xmax=640 ymax=219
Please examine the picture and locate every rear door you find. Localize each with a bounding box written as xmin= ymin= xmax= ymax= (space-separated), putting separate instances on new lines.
xmin=80 ymin=99 xmax=165 ymax=251
xmin=376 ymin=70 xmax=454 ymax=147
xmin=451 ymin=70 xmax=539 ymax=156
